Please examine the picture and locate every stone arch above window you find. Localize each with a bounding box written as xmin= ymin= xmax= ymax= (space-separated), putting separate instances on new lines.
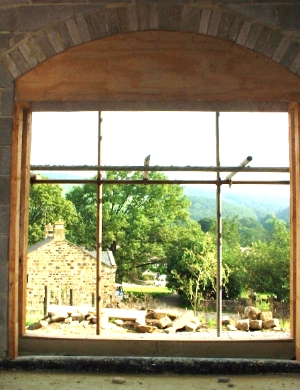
xmin=1 ymin=3 xmax=300 ymax=80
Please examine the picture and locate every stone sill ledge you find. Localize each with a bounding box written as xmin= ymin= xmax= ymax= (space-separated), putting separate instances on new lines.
xmin=0 ymin=357 xmax=299 ymax=375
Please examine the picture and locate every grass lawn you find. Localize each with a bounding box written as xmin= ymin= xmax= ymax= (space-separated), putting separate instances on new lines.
xmin=123 ymin=285 xmax=173 ymax=297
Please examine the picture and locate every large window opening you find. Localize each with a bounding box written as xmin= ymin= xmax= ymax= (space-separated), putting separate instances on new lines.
xmin=26 ymin=111 xmax=291 ymax=342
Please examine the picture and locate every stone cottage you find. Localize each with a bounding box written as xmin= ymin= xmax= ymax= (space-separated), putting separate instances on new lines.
xmin=27 ymin=221 xmax=117 ymax=312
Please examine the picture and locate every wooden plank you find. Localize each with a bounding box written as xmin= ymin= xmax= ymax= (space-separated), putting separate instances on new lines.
xmin=15 ymin=32 xmax=300 ymax=104
xmin=288 ymin=103 xmax=297 ymax=339
xmin=288 ymin=103 xmax=300 ymax=361
xmin=18 ymin=109 xmax=32 ymax=337
xmin=18 ymin=337 xmax=295 ymax=359
xmin=8 ymin=103 xmax=23 ymax=359
xmin=31 ymin=101 xmax=288 ymax=113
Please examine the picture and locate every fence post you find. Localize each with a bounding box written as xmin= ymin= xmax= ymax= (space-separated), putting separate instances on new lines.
xmin=269 ymin=296 xmax=275 ymax=316
xmin=248 ymin=293 xmax=256 ymax=306
xmin=43 ymin=286 xmax=49 ymax=316
xmin=70 ymin=289 xmax=73 ymax=306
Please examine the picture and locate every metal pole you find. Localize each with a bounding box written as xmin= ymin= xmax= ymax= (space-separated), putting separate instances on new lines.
xmin=216 ymin=112 xmax=222 ymax=338
xmin=30 ymin=164 xmax=289 ymax=173
xmin=225 ymin=156 xmax=253 ymax=181
xmin=30 ymin=177 xmax=290 ymax=186
xmin=96 ymin=112 xmax=103 ymax=335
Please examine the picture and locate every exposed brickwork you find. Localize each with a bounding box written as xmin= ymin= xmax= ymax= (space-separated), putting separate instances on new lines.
xmin=18 ymin=5 xmax=74 ymax=32
xmin=244 ymin=24 xmax=263 ymax=50
xmin=149 ymin=3 xmax=158 ymax=30
xmin=0 ymin=267 xmax=8 ymax=316
xmin=75 ymin=14 xmax=91 ymax=42
xmin=0 ymin=117 xmax=12 ymax=145
xmin=0 ymin=236 xmax=8 ymax=266
xmin=0 ymin=146 xmax=10 ymax=176
xmin=66 ymin=19 xmax=82 ymax=45
xmin=18 ymin=41 xmax=39 ymax=68
xmin=272 ymin=36 xmax=292 ymax=62
xmin=289 ymin=51 xmax=300 ymax=75
xmin=262 ymin=29 xmax=284 ymax=58
xmin=0 ymin=8 xmax=17 ymax=32
xmin=0 ymin=207 xmax=9 ymax=235
xmin=0 ymin=176 xmax=10 ymax=205
xmin=55 ymin=22 xmax=75 ymax=50
xmin=0 ymin=265 xmax=8 ymax=357
xmin=226 ymin=14 xmax=244 ymax=42
xmin=157 ymin=3 xmax=182 ymax=32
xmin=10 ymin=47 xmax=30 ymax=74
xmin=253 ymin=26 xmax=272 ymax=54
xmin=34 ymin=30 xmax=57 ymax=58
xmin=85 ymin=11 xmax=108 ymax=40
xmin=236 ymin=20 xmax=252 ymax=46
xmin=106 ymin=6 xmax=128 ymax=34
xmin=199 ymin=9 xmax=211 ymax=35
xmin=0 ymin=88 xmax=13 ymax=117
xmin=223 ymin=4 xmax=277 ymax=29
xmin=280 ymin=42 xmax=300 ymax=68
xmin=216 ymin=11 xmax=233 ymax=40
xmin=180 ymin=5 xmax=202 ymax=34
xmin=137 ymin=3 xmax=151 ymax=31
xmin=1 ymin=2 xmax=298 ymax=80
xmin=127 ymin=4 xmax=138 ymax=32
xmin=207 ymin=9 xmax=222 ymax=37
xmin=45 ymin=27 xmax=65 ymax=53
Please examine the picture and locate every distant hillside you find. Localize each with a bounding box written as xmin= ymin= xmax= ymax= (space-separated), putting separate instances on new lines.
xmin=188 ymin=196 xmax=258 ymax=220
xmin=33 ymin=172 xmax=92 ymax=194
xmin=184 ymin=186 xmax=290 ymax=223
xmin=35 ymin=173 xmax=290 ymax=223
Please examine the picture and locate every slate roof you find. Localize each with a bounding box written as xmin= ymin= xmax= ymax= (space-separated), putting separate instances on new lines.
xmin=28 ymin=238 xmax=116 ymax=268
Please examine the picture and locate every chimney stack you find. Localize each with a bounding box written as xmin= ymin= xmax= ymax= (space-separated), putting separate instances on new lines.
xmin=44 ymin=223 xmax=53 ymax=238
xmin=54 ymin=220 xmax=65 ymax=241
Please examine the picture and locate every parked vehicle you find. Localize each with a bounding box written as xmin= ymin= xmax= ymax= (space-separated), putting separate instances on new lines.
xmin=154 ymin=274 xmax=167 ymax=287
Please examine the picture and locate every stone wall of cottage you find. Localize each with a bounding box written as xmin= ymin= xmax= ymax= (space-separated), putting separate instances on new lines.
xmin=27 ymin=240 xmax=116 ymax=313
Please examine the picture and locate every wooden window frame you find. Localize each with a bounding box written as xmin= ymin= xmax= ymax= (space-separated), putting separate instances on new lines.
xmin=8 ymin=104 xmax=299 ymax=360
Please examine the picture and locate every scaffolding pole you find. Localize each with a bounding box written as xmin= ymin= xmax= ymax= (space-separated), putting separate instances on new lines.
xmin=96 ymin=112 xmax=103 ymax=336
xmin=30 ymin=177 xmax=290 ymax=185
xmin=216 ymin=112 xmax=222 ymax=337
xmin=30 ymin=165 xmax=289 ymax=173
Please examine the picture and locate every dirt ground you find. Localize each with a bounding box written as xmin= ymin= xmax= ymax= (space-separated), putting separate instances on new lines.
xmin=26 ymin=293 xmax=291 ymax=340
xmin=0 ymin=371 xmax=299 ymax=390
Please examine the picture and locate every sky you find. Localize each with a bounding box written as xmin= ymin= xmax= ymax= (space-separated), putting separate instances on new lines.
xmin=31 ymin=111 xmax=290 ymax=197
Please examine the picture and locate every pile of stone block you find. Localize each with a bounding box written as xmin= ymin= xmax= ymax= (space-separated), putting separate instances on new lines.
xmin=231 ymin=306 xmax=281 ymax=332
xmin=27 ymin=305 xmax=208 ymax=334
xmin=139 ymin=308 xmax=208 ymax=334
xmin=27 ymin=304 xmax=282 ymax=334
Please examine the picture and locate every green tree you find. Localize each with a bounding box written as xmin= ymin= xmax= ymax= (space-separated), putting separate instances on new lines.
xmin=219 ymin=217 xmax=243 ymax=299
xmin=166 ymin=221 xmax=231 ymax=309
xmin=201 ymin=217 xmax=244 ymax=299
xmin=242 ymin=216 xmax=290 ymax=301
xmin=238 ymin=217 xmax=266 ymax=247
xmin=66 ymin=171 xmax=191 ymax=281
xmin=28 ymin=181 xmax=79 ymax=246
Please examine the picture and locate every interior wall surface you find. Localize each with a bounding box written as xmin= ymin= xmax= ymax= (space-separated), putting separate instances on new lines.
xmin=1 ymin=0 xmax=300 ymax=359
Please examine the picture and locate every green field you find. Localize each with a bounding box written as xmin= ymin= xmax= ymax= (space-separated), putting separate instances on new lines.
xmin=123 ymin=285 xmax=172 ymax=294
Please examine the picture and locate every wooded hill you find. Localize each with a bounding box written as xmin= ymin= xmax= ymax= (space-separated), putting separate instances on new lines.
xmin=184 ymin=186 xmax=290 ymax=223
xmin=39 ymin=173 xmax=290 ymax=224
